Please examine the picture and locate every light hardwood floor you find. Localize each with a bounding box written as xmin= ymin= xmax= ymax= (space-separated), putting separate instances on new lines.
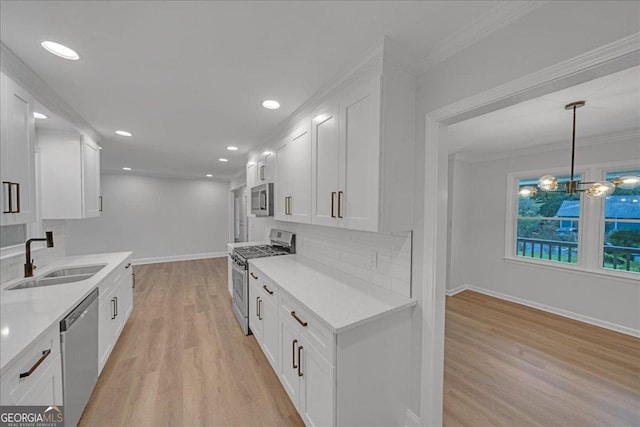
xmin=444 ymin=290 xmax=640 ymax=427
xmin=80 ymin=258 xmax=303 ymax=427
xmin=80 ymin=259 xmax=640 ymax=426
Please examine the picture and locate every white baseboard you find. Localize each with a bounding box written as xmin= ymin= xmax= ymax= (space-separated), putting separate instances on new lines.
xmin=446 ymin=285 xmax=469 ymax=296
xmin=460 ymin=284 xmax=640 ymax=338
xmin=405 ymin=409 xmax=421 ymax=427
xmin=132 ymin=251 xmax=227 ymax=266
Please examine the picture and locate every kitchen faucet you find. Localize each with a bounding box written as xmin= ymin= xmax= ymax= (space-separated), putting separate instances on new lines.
xmin=24 ymin=231 xmax=54 ymax=277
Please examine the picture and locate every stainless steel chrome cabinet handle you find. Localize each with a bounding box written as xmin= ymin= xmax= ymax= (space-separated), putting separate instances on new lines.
xmin=99 ymin=195 xmax=103 ymax=212
xmin=263 ymin=284 xmax=274 ymax=295
xmin=292 ymin=339 xmax=298 ymax=369
xmin=297 ymin=346 xmax=304 ymax=377
xmin=111 ymin=299 xmax=116 ymax=319
xmin=291 ymin=311 xmax=308 ymax=327
xmin=250 ymin=272 xmax=258 ymax=280
xmin=258 ymin=298 xmax=262 ymax=320
xmin=256 ymin=297 xmax=260 ymax=318
xmin=338 ymin=191 xmax=343 ymax=218
xmin=19 ymin=349 xmax=51 ymax=379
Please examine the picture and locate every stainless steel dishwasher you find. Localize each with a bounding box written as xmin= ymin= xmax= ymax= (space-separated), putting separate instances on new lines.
xmin=60 ymin=288 xmax=99 ymax=427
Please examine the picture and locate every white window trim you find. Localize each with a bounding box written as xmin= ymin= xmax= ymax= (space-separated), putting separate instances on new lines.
xmin=505 ymin=160 xmax=640 ymax=279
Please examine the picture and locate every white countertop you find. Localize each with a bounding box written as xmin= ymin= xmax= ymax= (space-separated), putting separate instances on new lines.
xmin=249 ymin=255 xmax=416 ymax=334
xmin=0 ymin=251 xmax=132 ymax=373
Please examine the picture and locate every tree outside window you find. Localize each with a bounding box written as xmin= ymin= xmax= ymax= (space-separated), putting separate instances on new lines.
xmin=517 ymin=176 xmax=580 ymax=264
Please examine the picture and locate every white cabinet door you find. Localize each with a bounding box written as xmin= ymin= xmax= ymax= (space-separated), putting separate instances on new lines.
xmin=338 ymin=75 xmax=381 ymax=232
xmin=274 ymin=139 xmax=291 ymax=221
xmin=300 ymin=342 xmax=334 ymax=427
xmin=40 ymin=130 xmax=102 ymax=219
xmin=311 ymin=102 xmax=340 ymax=227
xmin=280 ymin=317 xmax=301 ymax=409
xmin=82 ymin=137 xmax=101 ymax=217
xmin=261 ymin=296 xmax=278 ymax=371
xmin=116 ymin=268 xmax=134 ymax=330
xmin=257 ymin=152 xmax=273 ymax=182
xmin=98 ymin=287 xmax=116 ymax=374
xmin=246 ymin=162 xmax=257 ymax=188
xmin=16 ymin=353 xmax=63 ymax=406
xmin=0 ymin=73 xmax=36 ymax=225
xmin=249 ymin=282 xmax=263 ymax=342
xmin=289 ymin=125 xmax=311 ymax=224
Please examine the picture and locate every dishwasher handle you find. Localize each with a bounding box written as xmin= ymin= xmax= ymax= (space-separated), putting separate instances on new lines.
xmin=60 ymin=288 xmax=99 ymax=332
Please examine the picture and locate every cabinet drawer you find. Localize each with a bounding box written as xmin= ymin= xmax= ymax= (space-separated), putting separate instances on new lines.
xmin=249 ymin=266 xmax=279 ymax=301
xmin=280 ymin=293 xmax=335 ymax=366
xmin=0 ymin=324 xmax=61 ymax=405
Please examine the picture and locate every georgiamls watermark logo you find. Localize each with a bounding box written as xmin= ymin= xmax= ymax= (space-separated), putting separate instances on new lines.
xmin=0 ymin=405 xmax=63 ymax=427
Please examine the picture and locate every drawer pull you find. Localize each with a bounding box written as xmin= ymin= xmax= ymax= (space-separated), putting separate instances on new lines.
xmin=263 ymin=284 xmax=274 ymax=295
xmin=291 ymin=311 xmax=308 ymax=327
xmin=250 ymin=272 xmax=258 ymax=280
xmin=125 ymin=263 xmax=131 ymax=269
xmin=19 ymin=349 xmax=51 ymax=379
xmin=297 ymin=346 xmax=304 ymax=377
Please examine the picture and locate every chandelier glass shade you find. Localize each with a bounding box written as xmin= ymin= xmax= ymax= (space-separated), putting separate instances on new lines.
xmin=519 ymin=100 xmax=640 ymax=199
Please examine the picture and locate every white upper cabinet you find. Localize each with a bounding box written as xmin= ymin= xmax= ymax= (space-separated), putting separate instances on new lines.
xmin=311 ymin=64 xmax=415 ymax=232
xmin=275 ymin=124 xmax=311 ymax=223
xmin=39 ymin=129 xmax=102 ymax=219
xmin=0 ymin=73 xmax=37 ymax=225
xmin=311 ymin=101 xmax=340 ymax=228
xmin=257 ymin=151 xmax=274 ymax=183
xmin=246 ymin=161 xmax=257 ymax=189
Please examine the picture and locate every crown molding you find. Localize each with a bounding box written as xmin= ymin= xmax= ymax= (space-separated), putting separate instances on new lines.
xmin=248 ymin=38 xmax=386 ymax=159
xmin=0 ymin=42 xmax=102 ymax=143
xmin=453 ymin=129 xmax=640 ymax=164
xmin=431 ymin=32 xmax=640 ymax=124
xmin=418 ymin=1 xmax=548 ymax=73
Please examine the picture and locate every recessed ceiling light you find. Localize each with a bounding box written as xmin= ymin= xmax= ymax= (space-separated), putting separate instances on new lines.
xmin=206 ymin=174 xmax=213 ymax=177
xmin=33 ymin=112 xmax=48 ymax=119
xmin=218 ymin=158 xmax=228 ymax=162
xmin=227 ymin=146 xmax=239 ymax=151
xmin=122 ymin=167 xmax=132 ymax=171
xmin=115 ymin=130 xmax=133 ymax=137
xmin=98 ymin=146 xmax=103 ymax=150
xmin=262 ymin=100 xmax=280 ymax=110
xmin=41 ymin=41 xmax=80 ymax=60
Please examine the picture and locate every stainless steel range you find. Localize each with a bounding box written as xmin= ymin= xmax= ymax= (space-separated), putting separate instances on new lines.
xmin=231 ymin=229 xmax=295 ymax=334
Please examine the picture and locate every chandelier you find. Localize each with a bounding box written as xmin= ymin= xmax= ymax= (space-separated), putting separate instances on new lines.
xmin=519 ymin=100 xmax=640 ymax=198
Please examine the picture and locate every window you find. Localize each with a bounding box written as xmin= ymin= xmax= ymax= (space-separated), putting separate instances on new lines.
xmin=603 ymin=169 xmax=640 ymax=272
xmin=516 ymin=176 xmax=580 ymax=264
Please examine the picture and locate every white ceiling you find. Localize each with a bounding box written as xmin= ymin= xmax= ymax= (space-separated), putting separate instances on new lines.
xmin=448 ymin=65 xmax=640 ymax=160
xmin=1 ymin=0 xmax=514 ymax=180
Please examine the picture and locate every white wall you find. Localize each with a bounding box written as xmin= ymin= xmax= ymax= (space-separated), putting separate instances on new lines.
xmin=66 ymin=173 xmax=229 ymax=263
xmin=448 ymin=136 xmax=640 ymax=333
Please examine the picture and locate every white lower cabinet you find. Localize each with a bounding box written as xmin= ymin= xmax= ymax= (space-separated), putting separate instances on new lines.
xmin=98 ymin=259 xmax=134 ymax=374
xmin=249 ymin=269 xmax=279 ymax=370
xmin=281 ymin=315 xmax=335 ymax=427
xmin=249 ymin=264 xmax=411 ymax=426
xmin=0 ymin=323 xmax=63 ymax=405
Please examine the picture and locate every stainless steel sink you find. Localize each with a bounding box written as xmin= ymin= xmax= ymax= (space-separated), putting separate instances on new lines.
xmin=6 ymin=264 xmax=106 ymax=290
xmin=43 ymin=264 xmax=106 ymax=278
xmin=7 ymin=274 xmax=94 ymax=290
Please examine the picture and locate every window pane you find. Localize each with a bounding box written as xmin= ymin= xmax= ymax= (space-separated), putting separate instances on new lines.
xmin=517 ymin=176 xmax=580 ymax=264
xmin=603 ymin=169 xmax=640 ymax=273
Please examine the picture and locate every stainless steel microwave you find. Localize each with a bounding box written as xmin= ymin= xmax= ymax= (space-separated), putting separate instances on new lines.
xmin=250 ymin=183 xmax=273 ymax=216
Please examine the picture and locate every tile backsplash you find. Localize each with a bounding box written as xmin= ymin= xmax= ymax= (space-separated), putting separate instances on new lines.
xmin=0 ymin=220 xmax=67 ymax=284
xmin=264 ymin=219 xmax=412 ymax=297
